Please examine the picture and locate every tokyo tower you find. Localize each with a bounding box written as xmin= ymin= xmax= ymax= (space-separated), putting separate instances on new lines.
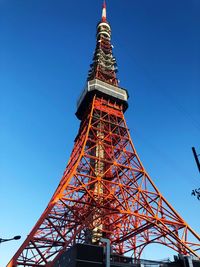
xmin=8 ymin=1 xmax=200 ymax=266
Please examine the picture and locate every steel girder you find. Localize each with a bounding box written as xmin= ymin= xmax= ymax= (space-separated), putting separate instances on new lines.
xmin=8 ymin=96 xmax=200 ymax=266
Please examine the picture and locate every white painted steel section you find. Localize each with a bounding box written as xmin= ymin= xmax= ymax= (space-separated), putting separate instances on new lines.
xmin=98 ymin=22 xmax=111 ymax=30
xmin=77 ymin=79 xmax=128 ymax=109
xmin=97 ymin=31 xmax=110 ymax=38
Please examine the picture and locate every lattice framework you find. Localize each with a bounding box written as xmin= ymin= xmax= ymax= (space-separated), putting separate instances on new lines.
xmin=8 ymin=96 xmax=200 ymax=267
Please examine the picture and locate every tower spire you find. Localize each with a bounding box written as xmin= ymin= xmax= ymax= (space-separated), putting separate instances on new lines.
xmin=102 ymin=0 xmax=107 ymax=22
xmin=87 ymin=0 xmax=119 ymax=87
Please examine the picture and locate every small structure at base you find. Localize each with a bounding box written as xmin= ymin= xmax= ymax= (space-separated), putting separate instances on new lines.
xmin=53 ymin=243 xmax=200 ymax=267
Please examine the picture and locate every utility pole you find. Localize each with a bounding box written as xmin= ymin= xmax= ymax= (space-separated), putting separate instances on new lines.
xmin=192 ymin=147 xmax=200 ymax=173
xmin=191 ymin=147 xmax=200 ymax=200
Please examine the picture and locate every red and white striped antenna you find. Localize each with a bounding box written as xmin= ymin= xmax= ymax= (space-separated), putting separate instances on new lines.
xmin=102 ymin=0 xmax=107 ymax=22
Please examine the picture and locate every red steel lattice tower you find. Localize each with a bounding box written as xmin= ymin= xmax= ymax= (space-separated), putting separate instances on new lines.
xmin=8 ymin=2 xmax=200 ymax=266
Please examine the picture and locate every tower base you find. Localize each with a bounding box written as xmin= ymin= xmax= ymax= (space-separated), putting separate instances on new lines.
xmin=53 ymin=243 xmax=200 ymax=267
xmin=53 ymin=243 xmax=104 ymax=267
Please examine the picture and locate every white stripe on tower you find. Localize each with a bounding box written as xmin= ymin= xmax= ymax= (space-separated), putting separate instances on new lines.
xmin=102 ymin=0 xmax=107 ymax=22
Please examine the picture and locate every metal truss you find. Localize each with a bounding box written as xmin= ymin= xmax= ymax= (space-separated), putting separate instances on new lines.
xmin=8 ymin=96 xmax=200 ymax=266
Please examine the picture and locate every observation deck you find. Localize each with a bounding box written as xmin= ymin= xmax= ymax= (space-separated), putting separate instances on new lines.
xmin=76 ymin=79 xmax=129 ymax=120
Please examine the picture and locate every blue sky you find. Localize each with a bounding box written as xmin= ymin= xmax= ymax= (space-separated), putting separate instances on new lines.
xmin=0 ymin=0 xmax=200 ymax=266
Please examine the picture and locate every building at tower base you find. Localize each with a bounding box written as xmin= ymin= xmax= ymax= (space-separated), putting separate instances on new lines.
xmin=53 ymin=243 xmax=200 ymax=267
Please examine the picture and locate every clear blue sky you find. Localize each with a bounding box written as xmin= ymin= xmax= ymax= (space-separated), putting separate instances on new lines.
xmin=0 ymin=0 xmax=200 ymax=266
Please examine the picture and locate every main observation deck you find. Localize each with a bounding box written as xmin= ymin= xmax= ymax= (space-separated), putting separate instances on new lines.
xmin=76 ymin=79 xmax=129 ymax=120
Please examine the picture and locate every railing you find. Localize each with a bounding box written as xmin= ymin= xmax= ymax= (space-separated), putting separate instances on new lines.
xmin=110 ymin=254 xmax=171 ymax=267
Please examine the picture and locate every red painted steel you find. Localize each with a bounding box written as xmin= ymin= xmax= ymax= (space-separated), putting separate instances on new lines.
xmin=7 ymin=96 xmax=200 ymax=266
xmin=7 ymin=2 xmax=200 ymax=266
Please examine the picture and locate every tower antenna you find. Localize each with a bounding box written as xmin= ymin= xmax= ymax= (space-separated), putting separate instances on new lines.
xmin=102 ymin=0 xmax=107 ymax=22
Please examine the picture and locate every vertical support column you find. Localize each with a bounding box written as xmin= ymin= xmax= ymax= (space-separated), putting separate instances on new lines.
xmin=101 ymin=238 xmax=110 ymax=267
xmin=186 ymin=256 xmax=194 ymax=267
xmin=93 ymin=112 xmax=104 ymax=243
